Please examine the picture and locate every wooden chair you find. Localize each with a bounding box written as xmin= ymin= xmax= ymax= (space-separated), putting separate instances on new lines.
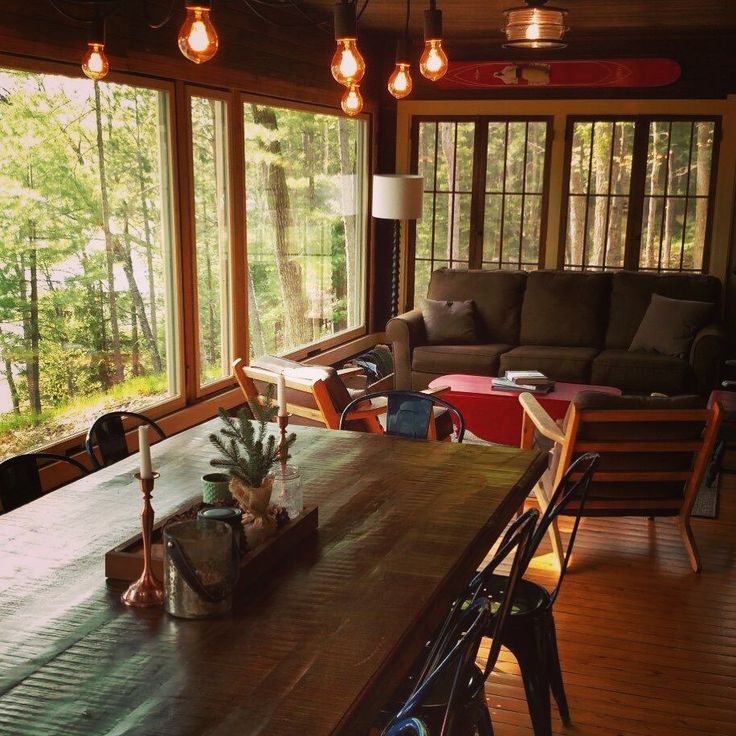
xmin=519 ymin=390 xmax=723 ymax=572
xmin=86 ymin=411 xmax=166 ymax=470
xmin=233 ymin=356 xmax=384 ymax=432
xmin=0 ymin=453 xmax=88 ymax=514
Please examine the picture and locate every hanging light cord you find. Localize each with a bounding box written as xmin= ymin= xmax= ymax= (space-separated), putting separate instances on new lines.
xmin=47 ymin=0 xmax=117 ymax=24
xmin=404 ymin=0 xmax=411 ymax=38
xmin=145 ymin=0 xmax=177 ymax=30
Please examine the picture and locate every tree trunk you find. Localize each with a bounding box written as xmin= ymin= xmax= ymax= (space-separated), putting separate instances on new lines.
xmin=643 ymin=122 xmax=663 ymax=269
xmin=590 ymin=127 xmax=610 ymax=268
xmin=134 ymin=92 xmax=158 ymax=346
xmin=247 ymin=268 xmax=266 ymax=358
xmin=27 ymin=239 xmax=41 ymax=414
xmin=337 ymin=117 xmax=356 ymax=328
xmin=693 ymin=123 xmax=711 ymax=268
xmin=131 ymin=301 xmax=141 ymax=377
xmin=661 ymin=145 xmax=676 ymax=268
xmin=120 ymin=209 xmax=163 ymax=373
xmin=568 ymin=137 xmax=587 ymax=265
xmin=440 ymin=123 xmax=460 ymax=262
xmin=607 ymin=125 xmax=626 ymax=268
xmin=250 ymin=104 xmax=310 ymax=348
xmin=0 ymin=328 xmax=20 ymax=414
xmin=94 ymin=81 xmax=124 ymax=382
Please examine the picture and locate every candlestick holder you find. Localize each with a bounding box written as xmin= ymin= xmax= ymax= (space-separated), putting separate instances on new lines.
xmin=277 ymin=413 xmax=291 ymax=467
xmin=122 ymin=471 xmax=165 ymax=608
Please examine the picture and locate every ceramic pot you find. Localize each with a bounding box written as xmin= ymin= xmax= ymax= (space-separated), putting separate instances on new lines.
xmin=201 ymin=472 xmax=232 ymax=504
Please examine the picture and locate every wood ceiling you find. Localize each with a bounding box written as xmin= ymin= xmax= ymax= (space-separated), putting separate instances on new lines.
xmin=303 ymin=0 xmax=736 ymax=52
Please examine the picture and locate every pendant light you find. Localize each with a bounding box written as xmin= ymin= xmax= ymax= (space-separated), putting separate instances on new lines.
xmin=81 ymin=17 xmax=109 ymax=80
xmin=178 ymin=0 xmax=219 ymax=63
xmin=419 ymin=0 xmax=448 ymax=81
xmin=341 ymin=83 xmax=364 ymax=116
xmin=502 ymin=0 xmax=568 ymax=49
xmin=388 ymin=37 xmax=413 ymax=99
xmin=331 ymin=1 xmax=366 ymax=86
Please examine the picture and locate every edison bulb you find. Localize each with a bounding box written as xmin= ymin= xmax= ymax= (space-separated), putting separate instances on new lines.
xmin=526 ymin=10 xmax=541 ymax=40
xmin=341 ymin=84 xmax=363 ymax=116
xmin=178 ymin=5 xmax=219 ymax=63
xmin=82 ymin=42 xmax=109 ymax=81
xmin=388 ymin=62 xmax=412 ymax=99
xmin=419 ymin=40 xmax=448 ymax=81
xmin=331 ymin=38 xmax=366 ymax=86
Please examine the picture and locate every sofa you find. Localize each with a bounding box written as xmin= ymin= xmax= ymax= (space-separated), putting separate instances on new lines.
xmin=386 ymin=268 xmax=727 ymax=395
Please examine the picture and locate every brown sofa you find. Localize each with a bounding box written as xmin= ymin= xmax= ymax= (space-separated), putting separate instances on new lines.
xmin=387 ymin=268 xmax=727 ymax=395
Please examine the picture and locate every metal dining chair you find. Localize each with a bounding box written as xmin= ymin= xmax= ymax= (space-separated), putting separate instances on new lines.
xmin=381 ymin=509 xmax=539 ymax=735
xmin=339 ymin=390 xmax=465 ymax=443
xmin=471 ymin=452 xmax=600 ymax=736
xmin=85 ymin=411 xmax=165 ymax=470
xmin=0 ymin=453 xmax=88 ymax=514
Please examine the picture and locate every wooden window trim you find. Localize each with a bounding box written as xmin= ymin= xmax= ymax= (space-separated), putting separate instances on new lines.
xmin=558 ymin=114 xmax=722 ymax=272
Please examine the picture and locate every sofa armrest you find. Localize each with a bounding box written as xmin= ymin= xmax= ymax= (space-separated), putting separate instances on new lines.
xmin=690 ymin=323 xmax=727 ymax=394
xmin=386 ymin=309 xmax=427 ymax=390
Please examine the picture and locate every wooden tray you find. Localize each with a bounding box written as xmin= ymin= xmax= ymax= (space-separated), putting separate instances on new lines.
xmin=105 ymin=503 xmax=318 ymax=588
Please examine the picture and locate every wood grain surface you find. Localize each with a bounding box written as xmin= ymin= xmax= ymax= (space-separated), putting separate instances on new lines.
xmin=0 ymin=420 xmax=545 ymax=736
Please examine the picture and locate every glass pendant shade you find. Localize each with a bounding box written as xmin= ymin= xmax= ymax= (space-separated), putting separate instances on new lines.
xmin=331 ymin=38 xmax=366 ymax=86
xmin=502 ymin=5 xmax=568 ymax=48
xmin=178 ymin=4 xmax=219 ymax=63
xmin=82 ymin=42 xmax=109 ymax=80
xmin=341 ymin=84 xmax=363 ymax=115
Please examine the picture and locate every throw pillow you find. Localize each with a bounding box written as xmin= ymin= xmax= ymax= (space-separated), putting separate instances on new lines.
xmin=629 ymin=293 xmax=714 ymax=358
xmin=420 ymin=297 xmax=478 ymax=344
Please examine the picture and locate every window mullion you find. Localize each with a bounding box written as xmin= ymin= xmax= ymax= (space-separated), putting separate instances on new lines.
xmin=623 ymin=119 xmax=650 ymax=271
xmin=468 ymin=118 xmax=488 ymax=270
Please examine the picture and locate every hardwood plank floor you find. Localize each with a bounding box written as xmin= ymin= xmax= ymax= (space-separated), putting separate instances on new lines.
xmin=479 ymin=472 xmax=736 ymax=736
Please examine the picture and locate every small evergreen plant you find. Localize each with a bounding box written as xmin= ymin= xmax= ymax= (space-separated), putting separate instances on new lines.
xmin=208 ymin=388 xmax=296 ymax=487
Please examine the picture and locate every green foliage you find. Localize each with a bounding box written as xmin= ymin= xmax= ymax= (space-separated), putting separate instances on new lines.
xmin=208 ymin=389 xmax=296 ymax=487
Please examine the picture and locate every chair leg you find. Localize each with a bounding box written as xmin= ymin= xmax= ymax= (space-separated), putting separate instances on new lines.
xmin=475 ymin=701 xmax=495 ymax=736
xmin=505 ymin=627 xmax=553 ymax=736
xmin=676 ymin=516 xmax=702 ymax=573
xmin=534 ymin=481 xmax=564 ymax=570
xmin=544 ymin=613 xmax=571 ymax=726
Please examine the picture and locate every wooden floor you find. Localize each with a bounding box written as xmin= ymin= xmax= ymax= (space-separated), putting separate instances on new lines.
xmin=478 ymin=473 xmax=736 ymax=736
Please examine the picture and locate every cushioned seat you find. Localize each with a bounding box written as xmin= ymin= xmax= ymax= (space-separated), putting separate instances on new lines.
xmin=412 ymin=343 xmax=512 ymax=376
xmin=499 ymin=345 xmax=599 ymax=383
xmin=591 ymin=349 xmax=692 ymax=394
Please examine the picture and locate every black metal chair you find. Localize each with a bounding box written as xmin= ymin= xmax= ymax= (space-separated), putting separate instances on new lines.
xmin=85 ymin=411 xmax=165 ymax=470
xmin=339 ymin=390 xmax=465 ymax=443
xmin=472 ymin=452 xmax=600 ymax=736
xmin=382 ymin=509 xmax=539 ymax=736
xmin=0 ymin=453 xmax=88 ymax=514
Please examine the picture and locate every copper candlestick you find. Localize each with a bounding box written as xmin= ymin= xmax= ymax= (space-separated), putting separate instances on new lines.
xmin=277 ymin=413 xmax=291 ymax=467
xmin=122 ymin=471 xmax=165 ymax=608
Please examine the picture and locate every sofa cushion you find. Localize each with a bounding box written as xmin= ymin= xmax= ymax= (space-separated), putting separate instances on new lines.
xmin=605 ymin=270 xmax=722 ymax=349
xmin=629 ymin=293 xmax=714 ymax=358
xmin=420 ymin=297 xmax=478 ymax=344
xmin=499 ymin=345 xmax=599 ymax=383
xmin=412 ymin=343 xmax=512 ymax=376
xmin=427 ymin=268 xmax=527 ymax=344
xmin=591 ymin=349 xmax=692 ymax=395
xmin=520 ymin=270 xmax=611 ymax=348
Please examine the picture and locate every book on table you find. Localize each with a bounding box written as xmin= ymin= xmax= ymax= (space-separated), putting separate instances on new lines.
xmin=503 ymin=370 xmax=552 ymax=387
xmin=491 ymin=377 xmax=555 ymax=394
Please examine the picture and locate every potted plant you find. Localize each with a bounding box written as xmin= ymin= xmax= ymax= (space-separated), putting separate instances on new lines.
xmin=208 ymin=392 xmax=296 ymax=548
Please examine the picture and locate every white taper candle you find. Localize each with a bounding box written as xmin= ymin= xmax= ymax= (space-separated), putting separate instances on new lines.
xmin=277 ymin=373 xmax=287 ymax=417
xmin=138 ymin=425 xmax=153 ymax=479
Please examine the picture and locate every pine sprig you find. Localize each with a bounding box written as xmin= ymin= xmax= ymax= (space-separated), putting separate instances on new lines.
xmin=208 ymin=386 xmax=297 ymax=487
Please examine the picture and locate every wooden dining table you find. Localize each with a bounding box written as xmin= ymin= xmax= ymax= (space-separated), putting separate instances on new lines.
xmin=0 ymin=419 xmax=546 ymax=736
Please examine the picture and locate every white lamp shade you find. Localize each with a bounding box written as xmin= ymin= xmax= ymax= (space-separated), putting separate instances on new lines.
xmin=372 ymin=174 xmax=424 ymax=220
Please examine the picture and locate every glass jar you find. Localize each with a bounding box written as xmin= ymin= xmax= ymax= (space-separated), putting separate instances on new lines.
xmin=270 ymin=464 xmax=302 ymax=520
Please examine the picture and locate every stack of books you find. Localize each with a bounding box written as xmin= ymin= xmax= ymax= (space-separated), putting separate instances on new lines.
xmin=491 ymin=370 xmax=555 ymax=394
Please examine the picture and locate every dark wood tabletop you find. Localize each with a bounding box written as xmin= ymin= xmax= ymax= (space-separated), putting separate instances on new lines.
xmin=0 ymin=420 xmax=546 ymax=736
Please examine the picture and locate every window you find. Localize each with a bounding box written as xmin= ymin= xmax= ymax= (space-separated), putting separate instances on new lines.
xmin=191 ymin=94 xmax=231 ymax=387
xmin=0 ymin=68 xmax=177 ymax=459
xmin=243 ymin=102 xmax=366 ymax=358
xmin=411 ymin=117 xmax=551 ymax=304
xmin=562 ymin=117 xmax=719 ymax=272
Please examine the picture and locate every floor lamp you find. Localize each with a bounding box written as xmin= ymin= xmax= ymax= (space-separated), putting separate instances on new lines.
xmin=372 ymin=174 xmax=424 ymax=318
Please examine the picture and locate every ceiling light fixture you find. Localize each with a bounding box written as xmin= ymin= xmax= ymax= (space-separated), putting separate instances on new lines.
xmin=331 ymin=1 xmax=366 ymax=87
xmin=178 ymin=1 xmax=219 ymax=64
xmin=502 ymin=0 xmax=568 ymax=49
xmin=419 ymin=0 xmax=448 ymax=81
xmin=81 ymin=16 xmax=110 ymax=79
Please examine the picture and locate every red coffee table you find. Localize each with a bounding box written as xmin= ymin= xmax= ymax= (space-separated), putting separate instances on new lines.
xmin=429 ymin=374 xmax=622 ymax=445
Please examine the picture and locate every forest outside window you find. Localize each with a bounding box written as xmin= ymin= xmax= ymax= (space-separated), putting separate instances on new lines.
xmin=243 ymin=102 xmax=366 ymax=358
xmin=410 ymin=117 xmax=551 ymax=305
xmin=191 ymin=94 xmax=232 ymax=388
xmin=0 ymin=68 xmax=177 ymax=459
xmin=562 ymin=117 xmax=720 ymax=272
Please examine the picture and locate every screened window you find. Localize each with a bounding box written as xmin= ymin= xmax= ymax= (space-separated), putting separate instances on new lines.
xmin=243 ymin=103 xmax=366 ymax=357
xmin=411 ymin=117 xmax=551 ymax=304
xmin=563 ymin=117 xmax=719 ymax=272
xmin=191 ymin=95 xmax=231 ymax=387
xmin=0 ymin=69 xmax=177 ymax=459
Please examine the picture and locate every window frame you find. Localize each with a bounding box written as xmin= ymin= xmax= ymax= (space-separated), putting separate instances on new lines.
xmin=558 ymin=114 xmax=722 ymax=273
xmin=240 ymin=91 xmax=371 ymax=362
xmin=407 ymin=114 xmax=553 ymax=306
